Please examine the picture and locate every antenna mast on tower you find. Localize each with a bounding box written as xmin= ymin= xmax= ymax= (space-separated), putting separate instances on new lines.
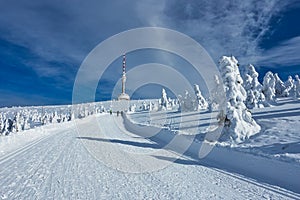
xmin=118 ymin=53 xmax=130 ymax=101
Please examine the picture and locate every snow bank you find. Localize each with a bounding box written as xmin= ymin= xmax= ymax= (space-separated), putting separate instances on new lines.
xmin=123 ymin=112 xmax=300 ymax=193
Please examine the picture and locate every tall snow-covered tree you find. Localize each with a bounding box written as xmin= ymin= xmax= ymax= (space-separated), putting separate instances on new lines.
xmin=218 ymin=56 xmax=261 ymax=143
xmin=194 ymin=84 xmax=208 ymax=110
xmin=274 ymin=73 xmax=287 ymax=97
xmin=262 ymin=71 xmax=276 ymax=102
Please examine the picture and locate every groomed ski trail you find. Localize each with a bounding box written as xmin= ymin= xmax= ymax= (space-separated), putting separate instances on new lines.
xmin=0 ymin=114 xmax=298 ymax=199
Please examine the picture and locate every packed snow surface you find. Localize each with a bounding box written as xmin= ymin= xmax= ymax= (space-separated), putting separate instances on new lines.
xmin=0 ymin=98 xmax=300 ymax=199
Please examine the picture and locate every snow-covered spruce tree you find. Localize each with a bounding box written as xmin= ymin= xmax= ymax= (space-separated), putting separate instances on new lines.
xmin=243 ymin=74 xmax=252 ymax=91
xmin=284 ymin=75 xmax=295 ymax=97
xmin=0 ymin=115 xmax=4 ymax=135
xmin=274 ymin=73 xmax=287 ymax=97
xmin=209 ymin=75 xmax=225 ymax=111
xmin=218 ymin=56 xmax=261 ymax=143
xmin=294 ymin=75 xmax=300 ymax=98
xmin=194 ymin=84 xmax=208 ymax=110
xmin=243 ymin=64 xmax=267 ymax=108
xmin=3 ymin=118 xmax=13 ymax=135
xmin=178 ymin=90 xmax=195 ymax=112
xmin=159 ymin=88 xmax=169 ymax=110
xmin=141 ymin=101 xmax=148 ymax=111
xmin=262 ymin=71 xmax=276 ymax=102
xmin=13 ymin=112 xmax=24 ymax=132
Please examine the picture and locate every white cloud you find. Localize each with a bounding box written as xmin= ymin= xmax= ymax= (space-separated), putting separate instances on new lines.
xmin=0 ymin=0 xmax=142 ymax=78
xmin=136 ymin=0 xmax=296 ymax=66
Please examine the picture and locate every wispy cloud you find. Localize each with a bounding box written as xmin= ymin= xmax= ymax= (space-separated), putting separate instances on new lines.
xmin=256 ymin=36 xmax=300 ymax=67
xmin=136 ymin=0 xmax=297 ymax=66
xmin=1 ymin=0 xmax=297 ymax=75
xmin=0 ymin=0 xmax=142 ymax=78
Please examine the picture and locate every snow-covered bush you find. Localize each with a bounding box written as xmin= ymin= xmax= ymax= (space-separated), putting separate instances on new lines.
xmin=194 ymin=84 xmax=208 ymax=110
xmin=262 ymin=71 xmax=276 ymax=102
xmin=218 ymin=56 xmax=261 ymax=143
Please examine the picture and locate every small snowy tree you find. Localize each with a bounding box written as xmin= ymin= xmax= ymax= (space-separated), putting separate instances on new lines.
xmin=3 ymin=118 xmax=13 ymax=135
xmin=194 ymin=84 xmax=208 ymax=110
xmin=159 ymin=88 xmax=169 ymax=110
xmin=218 ymin=56 xmax=261 ymax=143
xmin=178 ymin=90 xmax=194 ymax=112
xmin=141 ymin=101 xmax=148 ymax=111
xmin=294 ymin=75 xmax=300 ymax=98
xmin=262 ymin=71 xmax=276 ymax=102
xmin=243 ymin=64 xmax=267 ymax=108
xmin=209 ymin=75 xmax=225 ymax=111
xmin=274 ymin=73 xmax=287 ymax=97
xmin=129 ymin=104 xmax=136 ymax=112
xmin=284 ymin=76 xmax=295 ymax=97
xmin=243 ymin=74 xmax=252 ymax=91
xmin=0 ymin=115 xmax=4 ymax=135
xmin=13 ymin=112 xmax=23 ymax=132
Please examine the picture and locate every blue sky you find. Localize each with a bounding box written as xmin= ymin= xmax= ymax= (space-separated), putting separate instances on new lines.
xmin=0 ymin=0 xmax=300 ymax=107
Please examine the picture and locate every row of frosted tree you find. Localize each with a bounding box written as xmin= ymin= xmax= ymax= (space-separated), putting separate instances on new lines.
xmin=0 ymin=103 xmax=107 ymax=136
xmin=1 ymin=56 xmax=299 ymax=142
xmin=157 ymin=56 xmax=299 ymax=143
xmin=158 ymin=59 xmax=300 ymax=113
xmin=212 ymin=56 xmax=300 ymax=142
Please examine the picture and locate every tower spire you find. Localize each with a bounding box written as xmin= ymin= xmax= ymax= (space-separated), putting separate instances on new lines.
xmin=118 ymin=53 xmax=130 ymax=101
xmin=122 ymin=53 xmax=126 ymax=75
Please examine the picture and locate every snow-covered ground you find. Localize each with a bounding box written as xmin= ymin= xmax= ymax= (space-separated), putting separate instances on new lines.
xmin=129 ymin=97 xmax=300 ymax=164
xmin=0 ymin=98 xmax=300 ymax=199
xmin=0 ymin=113 xmax=299 ymax=199
xmin=237 ymin=97 xmax=300 ymax=163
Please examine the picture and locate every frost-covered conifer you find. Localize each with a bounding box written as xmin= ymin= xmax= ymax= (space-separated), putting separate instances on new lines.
xmin=243 ymin=64 xmax=266 ymax=108
xmin=285 ymin=76 xmax=295 ymax=97
xmin=219 ymin=56 xmax=261 ymax=142
xmin=274 ymin=73 xmax=287 ymax=97
xmin=209 ymin=75 xmax=225 ymax=111
xmin=178 ymin=90 xmax=194 ymax=112
xmin=262 ymin=71 xmax=276 ymax=102
xmin=294 ymin=75 xmax=300 ymax=98
xmin=159 ymin=88 xmax=169 ymax=110
xmin=194 ymin=84 xmax=208 ymax=110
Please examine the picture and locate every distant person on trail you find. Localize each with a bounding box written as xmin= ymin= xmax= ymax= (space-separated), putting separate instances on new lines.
xmin=109 ymin=109 xmax=112 ymax=115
